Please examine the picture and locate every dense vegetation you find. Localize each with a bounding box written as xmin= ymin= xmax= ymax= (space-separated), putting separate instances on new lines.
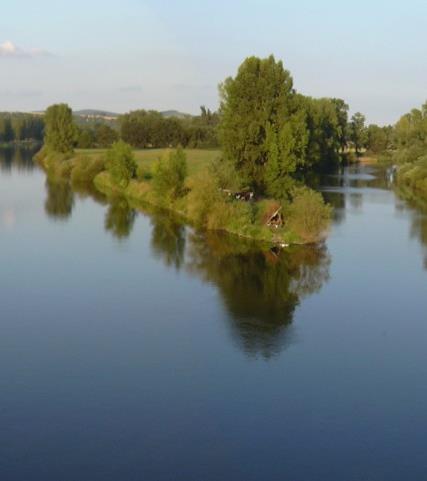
xmin=358 ymin=101 xmax=427 ymax=200
xmin=119 ymin=107 xmax=219 ymax=149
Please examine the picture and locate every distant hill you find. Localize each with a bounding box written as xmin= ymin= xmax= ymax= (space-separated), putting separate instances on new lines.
xmin=29 ymin=108 xmax=193 ymax=120
xmin=160 ymin=110 xmax=191 ymax=119
xmin=74 ymin=109 xmax=120 ymax=119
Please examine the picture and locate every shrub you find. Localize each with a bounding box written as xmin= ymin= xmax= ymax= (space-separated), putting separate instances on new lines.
xmin=152 ymin=147 xmax=187 ymax=200
xmin=70 ymin=155 xmax=105 ymax=184
xmin=105 ymin=140 xmax=137 ymax=188
xmin=286 ymin=187 xmax=332 ymax=243
xmin=185 ymin=170 xmax=224 ymax=225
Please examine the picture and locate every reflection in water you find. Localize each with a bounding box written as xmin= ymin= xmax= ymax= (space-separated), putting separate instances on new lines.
xmin=149 ymin=217 xmax=331 ymax=358
xmin=186 ymin=232 xmax=330 ymax=358
xmin=150 ymin=211 xmax=186 ymax=270
xmin=104 ymin=196 xmax=136 ymax=240
xmin=0 ymin=146 xmax=39 ymax=172
xmin=44 ymin=178 xmax=74 ymax=220
xmin=395 ymin=187 xmax=427 ymax=269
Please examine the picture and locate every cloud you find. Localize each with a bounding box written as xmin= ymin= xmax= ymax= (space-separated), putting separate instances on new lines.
xmin=0 ymin=40 xmax=52 ymax=58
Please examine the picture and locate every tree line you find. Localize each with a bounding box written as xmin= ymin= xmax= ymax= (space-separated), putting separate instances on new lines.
xmin=77 ymin=107 xmax=219 ymax=149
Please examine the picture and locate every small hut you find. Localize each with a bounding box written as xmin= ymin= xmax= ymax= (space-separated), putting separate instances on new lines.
xmin=266 ymin=206 xmax=283 ymax=229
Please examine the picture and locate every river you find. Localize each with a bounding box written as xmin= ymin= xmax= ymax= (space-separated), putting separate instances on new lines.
xmin=1 ymin=147 xmax=427 ymax=481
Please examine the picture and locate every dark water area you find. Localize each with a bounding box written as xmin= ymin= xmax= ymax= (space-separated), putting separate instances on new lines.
xmin=1 ymin=148 xmax=427 ymax=481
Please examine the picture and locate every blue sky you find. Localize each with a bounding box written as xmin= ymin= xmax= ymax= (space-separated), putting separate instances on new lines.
xmin=1 ymin=0 xmax=426 ymax=124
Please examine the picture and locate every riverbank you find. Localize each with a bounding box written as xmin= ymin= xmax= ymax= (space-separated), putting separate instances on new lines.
xmin=395 ymin=159 xmax=427 ymax=200
xmin=35 ymin=147 xmax=332 ymax=246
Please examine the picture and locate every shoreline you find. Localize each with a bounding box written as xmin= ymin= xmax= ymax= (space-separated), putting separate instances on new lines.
xmin=35 ymin=148 xmax=331 ymax=247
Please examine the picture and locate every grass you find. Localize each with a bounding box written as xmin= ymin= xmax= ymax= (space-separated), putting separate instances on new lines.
xmin=77 ymin=148 xmax=221 ymax=176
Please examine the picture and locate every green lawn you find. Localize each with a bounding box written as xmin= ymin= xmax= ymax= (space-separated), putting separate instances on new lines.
xmin=77 ymin=148 xmax=221 ymax=176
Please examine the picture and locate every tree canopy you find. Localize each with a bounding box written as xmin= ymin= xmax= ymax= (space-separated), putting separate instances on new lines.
xmin=44 ymin=104 xmax=76 ymax=153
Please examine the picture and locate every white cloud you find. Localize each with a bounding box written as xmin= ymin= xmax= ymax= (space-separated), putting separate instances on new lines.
xmin=0 ymin=40 xmax=51 ymax=58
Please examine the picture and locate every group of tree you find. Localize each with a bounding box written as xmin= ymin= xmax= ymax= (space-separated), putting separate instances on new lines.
xmin=219 ymin=55 xmax=377 ymax=197
xmin=0 ymin=113 xmax=44 ymax=143
xmin=120 ymin=107 xmax=219 ymax=149
xmin=392 ymin=102 xmax=427 ymax=164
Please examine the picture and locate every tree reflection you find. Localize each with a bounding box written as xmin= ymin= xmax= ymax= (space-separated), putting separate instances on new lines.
xmin=186 ymin=233 xmax=330 ymax=358
xmin=0 ymin=146 xmax=38 ymax=172
xmin=104 ymin=196 xmax=136 ymax=240
xmin=150 ymin=211 xmax=186 ymax=270
xmin=44 ymin=178 xmax=74 ymax=220
xmin=149 ymin=219 xmax=331 ymax=358
xmin=395 ymin=188 xmax=427 ymax=269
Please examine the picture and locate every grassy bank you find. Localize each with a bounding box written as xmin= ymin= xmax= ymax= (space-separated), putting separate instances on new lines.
xmin=35 ymin=147 xmax=331 ymax=246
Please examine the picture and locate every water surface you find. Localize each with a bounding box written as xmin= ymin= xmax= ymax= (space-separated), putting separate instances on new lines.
xmin=1 ymin=148 xmax=427 ymax=481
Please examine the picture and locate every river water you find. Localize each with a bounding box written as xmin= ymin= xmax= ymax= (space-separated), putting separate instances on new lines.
xmin=1 ymin=147 xmax=427 ymax=481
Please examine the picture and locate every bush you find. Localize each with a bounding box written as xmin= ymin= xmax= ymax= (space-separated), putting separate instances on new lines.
xmin=185 ymin=170 xmax=224 ymax=225
xmin=286 ymin=187 xmax=332 ymax=243
xmin=70 ymin=155 xmax=105 ymax=184
xmin=152 ymin=147 xmax=187 ymax=200
xmin=105 ymin=140 xmax=137 ymax=188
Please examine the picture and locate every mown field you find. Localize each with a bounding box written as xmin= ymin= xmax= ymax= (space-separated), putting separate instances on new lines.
xmin=77 ymin=148 xmax=221 ymax=175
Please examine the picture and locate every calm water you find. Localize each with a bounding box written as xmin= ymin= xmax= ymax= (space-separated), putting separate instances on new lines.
xmin=1 ymin=148 xmax=427 ymax=481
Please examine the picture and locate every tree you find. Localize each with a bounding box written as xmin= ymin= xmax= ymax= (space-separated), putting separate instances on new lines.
xmin=152 ymin=147 xmax=188 ymax=199
xmin=218 ymin=55 xmax=306 ymax=193
xmin=331 ymin=98 xmax=349 ymax=152
xmin=106 ymin=140 xmax=137 ymax=188
xmin=94 ymin=124 xmax=118 ymax=147
xmin=152 ymin=147 xmax=188 ymax=200
xmin=366 ymin=124 xmax=392 ymax=153
xmin=349 ymin=112 xmax=367 ymax=155
xmin=304 ymin=97 xmax=344 ymax=168
xmin=44 ymin=104 xmax=76 ymax=153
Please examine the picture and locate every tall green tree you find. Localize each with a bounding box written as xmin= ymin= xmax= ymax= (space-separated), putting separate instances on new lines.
xmin=106 ymin=140 xmax=137 ymax=188
xmin=349 ymin=112 xmax=367 ymax=155
xmin=44 ymin=104 xmax=76 ymax=153
xmin=304 ymin=97 xmax=344 ymax=168
xmin=218 ymin=55 xmax=307 ymax=193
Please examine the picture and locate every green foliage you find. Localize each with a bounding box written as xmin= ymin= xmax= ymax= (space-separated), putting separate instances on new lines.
xmin=265 ymin=113 xmax=307 ymax=198
xmin=76 ymin=124 xmax=118 ymax=149
xmin=219 ymin=55 xmax=303 ymax=192
xmin=366 ymin=124 xmax=393 ymax=154
xmin=391 ymin=103 xmax=427 ymax=166
xmin=397 ymin=157 xmax=427 ymax=196
xmin=208 ymin=156 xmax=242 ymax=191
xmin=349 ymin=112 xmax=367 ymax=154
xmin=119 ymin=108 xmax=218 ymax=149
xmin=70 ymin=155 xmax=105 ymax=185
xmin=304 ymin=96 xmax=347 ymax=167
xmin=286 ymin=187 xmax=332 ymax=243
xmin=105 ymin=140 xmax=137 ymax=188
xmin=185 ymin=170 xmax=226 ymax=226
xmin=151 ymin=147 xmax=188 ymax=200
xmin=44 ymin=104 xmax=77 ymax=154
